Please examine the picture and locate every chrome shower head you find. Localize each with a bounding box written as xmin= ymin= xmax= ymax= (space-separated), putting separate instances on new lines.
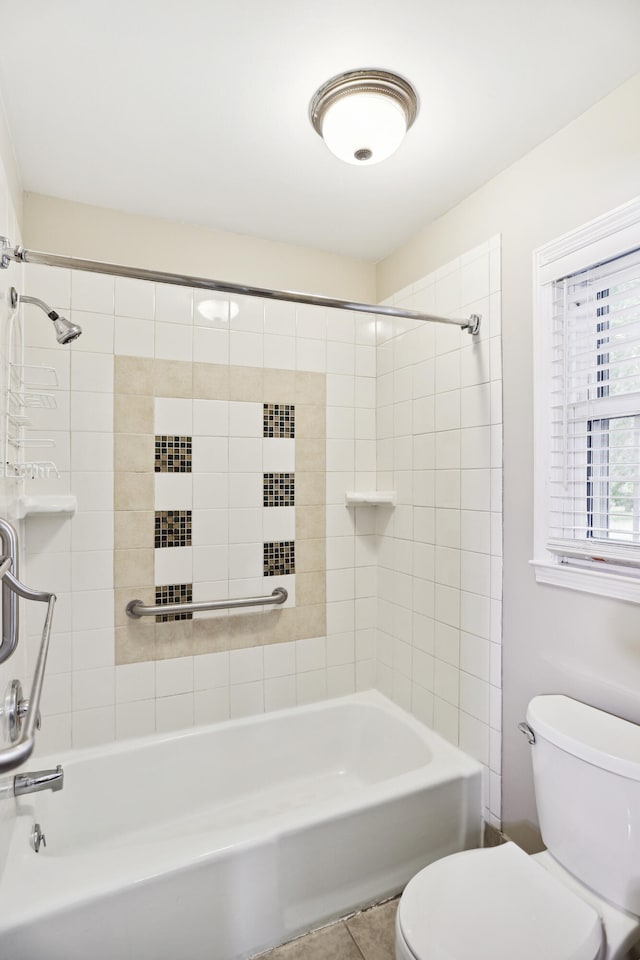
xmin=10 ymin=287 xmax=82 ymax=345
xmin=51 ymin=314 xmax=82 ymax=344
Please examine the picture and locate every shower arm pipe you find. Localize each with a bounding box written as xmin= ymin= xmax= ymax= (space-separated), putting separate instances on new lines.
xmin=0 ymin=237 xmax=481 ymax=335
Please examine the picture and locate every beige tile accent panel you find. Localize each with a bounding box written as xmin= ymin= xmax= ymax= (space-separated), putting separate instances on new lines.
xmin=114 ymin=356 xmax=326 ymax=664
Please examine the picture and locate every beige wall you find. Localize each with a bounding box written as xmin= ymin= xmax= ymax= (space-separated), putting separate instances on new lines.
xmin=23 ymin=193 xmax=376 ymax=303
xmin=0 ymin=93 xmax=22 ymax=229
xmin=378 ymin=72 xmax=640 ymax=848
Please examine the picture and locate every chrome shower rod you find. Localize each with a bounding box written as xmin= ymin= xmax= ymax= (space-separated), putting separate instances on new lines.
xmin=0 ymin=237 xmax=481 ymax=335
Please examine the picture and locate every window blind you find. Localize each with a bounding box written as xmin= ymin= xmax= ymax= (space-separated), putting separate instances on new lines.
xmin=548 ymin=246 xmax=640 ymax=566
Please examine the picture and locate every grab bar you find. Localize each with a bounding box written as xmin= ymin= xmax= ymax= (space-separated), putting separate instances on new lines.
xmin=126 ymin=587 xmax=288 ymax=619
xmin=0 ymin=561 xmax=56 ymax=772
xmin=0 ymin=518 xmax=19 ymax=664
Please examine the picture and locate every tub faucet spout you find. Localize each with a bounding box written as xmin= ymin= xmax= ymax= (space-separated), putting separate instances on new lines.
xmin=14 ymin=764 xmax=63 ymax=796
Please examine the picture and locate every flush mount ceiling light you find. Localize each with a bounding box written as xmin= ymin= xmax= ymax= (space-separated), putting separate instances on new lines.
xmin=309 ymin=68 xmax=418 ymax=166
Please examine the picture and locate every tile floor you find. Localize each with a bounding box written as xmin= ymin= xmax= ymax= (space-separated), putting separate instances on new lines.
xmin=259 ymin=898 xmax=398 ymax=960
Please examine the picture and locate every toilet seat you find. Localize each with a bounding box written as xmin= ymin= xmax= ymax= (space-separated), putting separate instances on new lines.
xmin=397 ymin=842 xmax=603 ymax=960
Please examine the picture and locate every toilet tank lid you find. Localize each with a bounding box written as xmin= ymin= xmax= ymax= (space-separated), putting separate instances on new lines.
xmin=527 ymin=695 xmax=640 ymax=781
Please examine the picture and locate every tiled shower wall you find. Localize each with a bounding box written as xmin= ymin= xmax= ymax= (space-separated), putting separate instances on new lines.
xmin=12 ymin=237 xmax=502 ymax=829
xmin=0 ymin=135 xmax=23 ymax=868
xmin=375 ymin=237 xmax=503 ymax=826
xmin=18 ymin=265 xmax=377 ymax=752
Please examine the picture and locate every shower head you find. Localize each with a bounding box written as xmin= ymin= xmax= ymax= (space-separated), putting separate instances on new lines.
xmin=51 ymin=314 xmax=82 ymax=344
xmin=10 ymin=287 xmax=82 ymax=345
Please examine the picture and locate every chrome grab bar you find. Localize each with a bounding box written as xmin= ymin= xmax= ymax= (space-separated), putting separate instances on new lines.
xmin=0 ymin=558 xmax=56 ymax=772
xmin=0 ymin=518 xmax=19 ymax=664
xmin=126 ymin=587 xmax=288 ymax=619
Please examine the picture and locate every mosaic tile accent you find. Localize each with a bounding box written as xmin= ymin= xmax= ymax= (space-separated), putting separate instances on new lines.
xmin=155 ymin=435 xmax=192 ymax=473
xmin=263 ymin=403 xmax=295 ymax=438
xmin=264 ymin=540 xmax=295 ymax=576
xmin=155 ymin=510 xmax=192 ymax=548
xmin=263 ymin=472 xmax=295 ymax=507
xmin=155 ymin=583 xmax=193 ymax=622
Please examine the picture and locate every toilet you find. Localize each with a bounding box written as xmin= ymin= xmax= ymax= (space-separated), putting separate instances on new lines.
xmin=396 ymin=695 xmax=640 ymax=960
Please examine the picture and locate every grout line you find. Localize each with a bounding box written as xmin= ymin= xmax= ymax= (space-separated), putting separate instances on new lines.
xmin=342 ymin=920 xmax=367 ymax=960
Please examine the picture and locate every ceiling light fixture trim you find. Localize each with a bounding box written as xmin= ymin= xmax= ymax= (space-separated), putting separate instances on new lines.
xmin=309 ymin=68 xmax=419 ymax=165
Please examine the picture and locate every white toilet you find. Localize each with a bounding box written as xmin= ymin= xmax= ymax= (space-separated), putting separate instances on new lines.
xmin=396 ymin=695 xmax=640 ymax=960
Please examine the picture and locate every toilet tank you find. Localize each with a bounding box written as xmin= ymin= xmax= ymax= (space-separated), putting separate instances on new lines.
xmin=527 ymin=694 xmax=640 ymax=914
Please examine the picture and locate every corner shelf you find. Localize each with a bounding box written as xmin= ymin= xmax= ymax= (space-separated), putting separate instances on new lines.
xmin=16 ymin=495 xmax=77 ymax=520
xmin=345 ymin=491 xmax=396 ymax=507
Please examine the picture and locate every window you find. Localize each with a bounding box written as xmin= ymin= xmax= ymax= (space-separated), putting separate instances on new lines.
xmin=533 ymin=197 xmax=640 ymax=601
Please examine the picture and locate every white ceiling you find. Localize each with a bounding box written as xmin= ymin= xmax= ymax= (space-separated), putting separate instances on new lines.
xmin=0 ymin=0 xmax=639 ymax=261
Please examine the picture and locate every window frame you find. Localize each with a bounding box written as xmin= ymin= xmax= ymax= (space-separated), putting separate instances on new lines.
xmin=532 ymin=196 xmax=640 ymax=602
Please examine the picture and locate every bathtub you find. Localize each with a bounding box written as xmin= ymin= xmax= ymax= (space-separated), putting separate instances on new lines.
xmin=0 ymin=691 xmax=481 ymax=960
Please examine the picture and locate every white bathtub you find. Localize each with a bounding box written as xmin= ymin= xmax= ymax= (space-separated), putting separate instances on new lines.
xmin=0 ymin=691 xmax=481 ymax=960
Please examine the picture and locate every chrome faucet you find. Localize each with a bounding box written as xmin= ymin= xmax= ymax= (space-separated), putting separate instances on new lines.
xmin=13 ymin=765 xmax=64 ymax=797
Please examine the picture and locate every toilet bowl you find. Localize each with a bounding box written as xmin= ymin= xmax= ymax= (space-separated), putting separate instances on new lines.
xmin=396 ymin=696 xmax=640 ymax=960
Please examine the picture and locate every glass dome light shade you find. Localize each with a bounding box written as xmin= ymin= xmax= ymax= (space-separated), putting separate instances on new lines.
xmin=321 ymin=92 xmax=407 ymax=165
xmin=309 ymin=69 xmax=418 ymax=167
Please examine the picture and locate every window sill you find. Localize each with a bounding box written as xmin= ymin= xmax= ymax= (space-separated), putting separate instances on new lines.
xmin=531 ymin=559 xmax=640 ymax=604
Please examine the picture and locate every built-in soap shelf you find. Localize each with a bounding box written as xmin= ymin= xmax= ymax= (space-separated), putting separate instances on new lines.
xmin=345 ymin=491 xmax=396 ymax=506
xmin=16 ymin=494 xmax=76 ymax=519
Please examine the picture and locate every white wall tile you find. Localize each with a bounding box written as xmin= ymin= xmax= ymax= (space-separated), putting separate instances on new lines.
xmin=116 ymin=662 xmax=156 ymax=703
xmin=116 ymin=700 xmax=156 ymax=739
xmin=194 ymin=688 xmax=229 ymax=725
xmin=265 ymin=675 xmax=297 ymax=712
xmin=156 ymin=693 xmax=194 ymax=732
xmin=230 ymin=647 xmax=264 ymax=684
xmin=264 ymin=334 xmax=295 ymax=370
xmin=156 ymin=321 xmax=192 ymax=361
xmin=71 ymin=351 xmax=113 ymax=393
xmin=262 ymin=642 xmax=294 ymax=679
xmin=193 ymin=437 xmax=228 ymax=474
xmin=71 ymin=310 xmax=114 ymax=354
xmin=72 ymin=706 xmax=115 ymax=748
xmin=155 ymin=657 xmax=194 ymax=697
xmin=262 ymin=438 xmax=293 ymax=472
xmin=155 ymin=397 xmax=193 ymax=434
xmin=194 ymin=400 xmax=229 ymax=437
xmin=230 ymin=681 xmax=263 ymax=718
xmin=155 ymin=473 xmax=193 ymax=510
xmin=71 ymin=272 xmax=114 ymax=314
xmin=230 ymin=331 xmax=263 ymax=368
xmin=115 ymin=316 xmax=154 ymax=357
xmin=193 ymin=324 xmax=229 ymax=364
xmin=115 ymin=277 xmax=155 ymax=319
xmin=265 ymin=301 xmax=296 ymax=337
xmin=155 ymin=283 xmax=193 ymax=326
xmin=296 ymin=669 xmax=327 ymax=704
xmin=72 ymin=666 xmax=115 ymax=711
xmin=70 ymin=391 xmax=112 ymax=432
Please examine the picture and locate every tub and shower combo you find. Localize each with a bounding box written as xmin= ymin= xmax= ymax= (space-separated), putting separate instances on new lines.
xmin=0 ymin=692 xmax=481 ymax=960
xmin=0 ymin=241 xmax=484 ymax=959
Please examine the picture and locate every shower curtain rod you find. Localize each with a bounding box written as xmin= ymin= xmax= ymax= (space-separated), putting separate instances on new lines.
xmin=0 ymin=237 xmax=481 ymax=335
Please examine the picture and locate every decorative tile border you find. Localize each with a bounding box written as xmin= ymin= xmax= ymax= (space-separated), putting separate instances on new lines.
xmin=114 ymin=358 xmax=326 ymax=665
xmin=155 ymin=435 xmax=192 ymax=473
xmin=155 ymin=583 xmax=193 ymax=622
xmin=155 ymin=510 xmax=192 ymax=548
xmin=264 ymin=472 xmax=295 ymax=507
xmin=264 ymin=540 xmax=295 ymax=576
xmin=263 ymin=402 xmax=295 ymax=438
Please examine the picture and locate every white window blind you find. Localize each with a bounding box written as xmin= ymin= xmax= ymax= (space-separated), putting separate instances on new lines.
xmin=549 ymin=246 xmax=640 ymax=567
